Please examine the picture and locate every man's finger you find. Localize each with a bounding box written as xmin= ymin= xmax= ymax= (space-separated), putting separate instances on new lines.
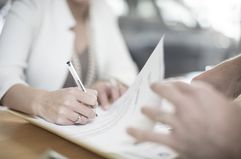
xmin=171 ymin=81 xmax=195 ymax=94
xmin=151 ymin=83 xmax=186 ymax=110
xmin=141 ymin=106 xmax=160 ymax=121
xmin=127 ymin=127 xmax=176 ymax=149
xmin=191 ymin=81 xmax=215 ymax=92
xmin=141 ymin=106 xmax=178 ymax=128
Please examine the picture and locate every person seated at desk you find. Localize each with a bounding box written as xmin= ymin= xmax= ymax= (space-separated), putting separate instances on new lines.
xmin=0 ymin=0 xmax=137 ymax=125
xmin=128 ymin=55 xmax=241 ymax=159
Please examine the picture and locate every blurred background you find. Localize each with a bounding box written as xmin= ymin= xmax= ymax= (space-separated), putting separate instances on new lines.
xmin=1 ymin=0 xmax=241 ymax=78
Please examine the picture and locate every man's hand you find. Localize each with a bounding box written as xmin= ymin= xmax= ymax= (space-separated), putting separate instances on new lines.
xmin=91 ymin=80 xmax=127 ymax=110
xmin=128 ymin=81 xmax=241 ymax=159
xmin=193 ymin=56 xmax=241 ymax=98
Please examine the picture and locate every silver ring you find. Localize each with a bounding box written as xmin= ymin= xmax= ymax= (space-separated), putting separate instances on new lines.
xmin=74 ymin=114 xmax=81 ymax=123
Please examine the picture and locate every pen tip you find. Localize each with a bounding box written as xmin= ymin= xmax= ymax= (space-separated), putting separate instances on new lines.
xmin=66 ymin=61 xmax=70 ymax=65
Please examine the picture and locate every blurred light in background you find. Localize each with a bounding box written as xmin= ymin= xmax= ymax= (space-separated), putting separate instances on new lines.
xmin=183 ymin=0 xmax=241 ymax=41
xmin=106 ymin=0 xmax=128 ymax=16
xmin=156 ymin=0 xmax=198 ymax=28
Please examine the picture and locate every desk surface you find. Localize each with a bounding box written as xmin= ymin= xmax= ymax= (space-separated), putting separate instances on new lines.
xmin=0 ymin=110 xmax=106 ymax=159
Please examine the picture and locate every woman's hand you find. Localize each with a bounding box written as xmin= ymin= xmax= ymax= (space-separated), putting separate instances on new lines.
xmin=91 ymin=80 xmax=127 ymax=110
xmin=34 ymin=87 xmax=98 ymax=125
xmin=127 ymin=81 xmax=241 ymax=159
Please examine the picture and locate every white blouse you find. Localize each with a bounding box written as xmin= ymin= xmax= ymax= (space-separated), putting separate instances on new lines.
xmin=0 ymin=0 xmax=138 ymax=99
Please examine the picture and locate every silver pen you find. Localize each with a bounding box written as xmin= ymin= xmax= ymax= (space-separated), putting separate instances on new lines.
xmin=66 ymin=61 xmax=87 ymax=92
xmin=66 ymin=61 xmax=98 ymax=117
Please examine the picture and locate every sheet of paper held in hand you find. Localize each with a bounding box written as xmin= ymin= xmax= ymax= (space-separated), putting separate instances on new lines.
xmin=9 ymin=37 xmax=177 ymax=159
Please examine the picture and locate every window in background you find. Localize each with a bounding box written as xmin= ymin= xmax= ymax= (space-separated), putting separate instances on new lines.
xmin=115 ymin=0 xmax=241 ymax=77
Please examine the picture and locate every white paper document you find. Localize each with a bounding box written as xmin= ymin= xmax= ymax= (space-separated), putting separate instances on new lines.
xmin=10 ymin=37 xmax=177 ymax=159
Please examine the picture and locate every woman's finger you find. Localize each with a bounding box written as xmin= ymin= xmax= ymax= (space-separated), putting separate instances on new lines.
xmin=119 ymin=84 xmax=127 ymax=95
xmin=98 ymin=88 xmax=110 ymax=108
xmin=63 ymin=109 xmax=89 ymax=125
xmin=73 ymin=113 xmax=89 ymax=125
xmin=58 ymin=107 xmax=77 ymax=122
xmin=69 ymin=88 xmax=97 ymax=106
xmin=55 ymin=116 xmax=74 ymax=125
xmin=55 ymin=106 xmax=90 ymax=125
xmin=110 ymin=85 xmax=120 ymax=103
xmin=86 ymin=89 xmax=98 ymax=96
xmin=69 ymin=101 xmax=96 ymax=119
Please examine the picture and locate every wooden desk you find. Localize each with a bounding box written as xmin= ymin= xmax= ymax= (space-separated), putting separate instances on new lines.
xmin=0 ymin=110 xmax=106 ymax=159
